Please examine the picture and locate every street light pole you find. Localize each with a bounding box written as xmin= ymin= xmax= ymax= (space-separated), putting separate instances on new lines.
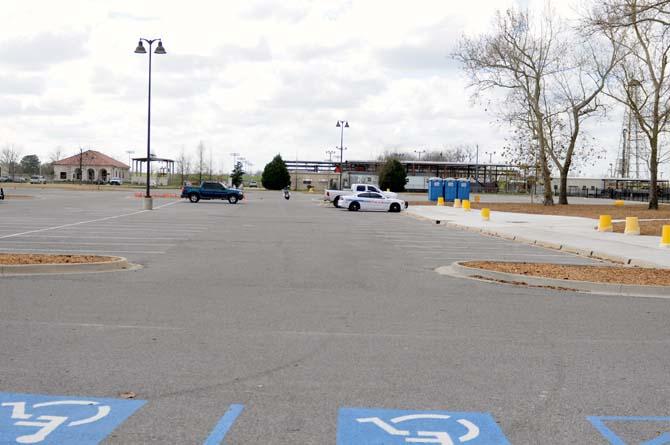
xmin=134 ymin=37 xmax=166 ymax=210
xmin=326 ymin=149 xmax=336 ymax=162
xmin=126 ymin=150 xmax=134 ymax=175
xmin=414 ymin=149 xmax=426 ymax=161
xmin=336 ymin=120 xmax=349 ymax=190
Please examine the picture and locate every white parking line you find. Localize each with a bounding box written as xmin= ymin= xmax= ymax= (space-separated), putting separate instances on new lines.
xmin=0 ymin=320 xmax=183 ymax=331
xmin=0 ymin=201 xmax=182 ymax=241
xmin=0 ymin=241 xmax=174 ymax=246
xmin=0 ymin=247 xmax=166 ymax=254
xmin=17 ymin=235 xmax=181 ymax=240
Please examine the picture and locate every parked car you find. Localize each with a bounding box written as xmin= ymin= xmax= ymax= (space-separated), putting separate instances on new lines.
xmin=181 ymin=181 xmax=244 ymax=203
xmin=248 ymin=181 xmax=258 ymax=188
xmin=109 ymin=177 xmax=123 ymax=185
xmin=324 ymin=184 xmax=398 ymax=208
xmin=30 ymin=175 xmax=47 ymax=184
xmin=0 ymin=176 xmax=10 ymax=182
xmin=338 ymin=192 xmax=408 ymax=212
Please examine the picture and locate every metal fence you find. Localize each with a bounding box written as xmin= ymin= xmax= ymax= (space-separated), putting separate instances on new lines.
xmin=560 ymin=187 xmax=670 ymax=203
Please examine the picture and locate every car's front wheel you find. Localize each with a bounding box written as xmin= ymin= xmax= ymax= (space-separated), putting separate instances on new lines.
xmin=228 ymin=195 xmax=239 ymax=204
xmin=348 ymin=201 xmax=360 ymax=211
xmin=390 ymin=203 xmax=401 ymax=213
xmin=189 ymin=193 xmax=200 ymax=203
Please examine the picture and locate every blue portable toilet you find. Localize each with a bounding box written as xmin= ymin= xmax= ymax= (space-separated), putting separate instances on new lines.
xmin=457 ymin=178 xmax=471 ymax=200
xmin=444 ymin=178 xmax=457 ymax=201
xmin=427 ymin=177 xmax=444 ymax=201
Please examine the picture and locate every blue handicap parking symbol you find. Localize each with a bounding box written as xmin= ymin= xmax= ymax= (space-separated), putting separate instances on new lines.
xmin=0 ymin=392 xmax=145 ymax=444
xmin=337 ymin=407 xmax=510 ymax=445
xmin=588 ymin=416 xmax=670 ymax=445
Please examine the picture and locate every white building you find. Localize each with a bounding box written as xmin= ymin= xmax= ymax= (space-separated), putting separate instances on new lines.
xmin=53 ymin=150 xmax=130 ymax=182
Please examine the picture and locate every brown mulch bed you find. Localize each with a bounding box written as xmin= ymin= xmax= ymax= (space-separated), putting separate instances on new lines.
xmin=2 ymin=195 xmax=33 ymax=199
xmin=0 ymin=254 xmax=113 ymax=265
xmin=469 ymin=203 xmax=670 ymax=219
xmin=408 ymin=201 xmax=670 ymax=219
xmin=612 ymin=219 xmax=670 ymax=236
xmin=464 ymin=261 xmax=670 ymax=286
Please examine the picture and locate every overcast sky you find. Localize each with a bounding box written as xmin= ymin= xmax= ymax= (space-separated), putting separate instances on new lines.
xmin=1 ymin=0 xmax=664 ymax=178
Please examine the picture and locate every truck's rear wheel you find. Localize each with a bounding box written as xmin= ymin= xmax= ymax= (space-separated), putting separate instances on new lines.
xmin=390 ymin=203 xmax=401 ymax=213
xmin=189 ymin=193 xmax=200 ymax=203
xmin=348 ymin=201 xmax=360 ymax=211
xmin=333 ymin=196 xmax=340 ymax=208
xmin=228 ymin=195 xmax=238 ymax=204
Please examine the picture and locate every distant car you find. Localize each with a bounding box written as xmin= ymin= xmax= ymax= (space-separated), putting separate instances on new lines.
xmin=248 ymin=181 xmax=258 ymax=188
xmin=324 ymin=184 xmax=398 ymax=208
xmin=0 ymin=176 xmax=10 ymax=182
xmin=338 ymin=192 xmax=408 ymax=212
xmin=109 ymin=177 xmax=123 ymax=185
xmin=181 ymin=181 xmax=244 ymax=203
xmin=30 ymin=175 xmax=47 ymax=184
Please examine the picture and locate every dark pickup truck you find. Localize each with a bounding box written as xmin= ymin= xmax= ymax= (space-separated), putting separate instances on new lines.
xmin=181 ymin=181 xmax=244 ymax=203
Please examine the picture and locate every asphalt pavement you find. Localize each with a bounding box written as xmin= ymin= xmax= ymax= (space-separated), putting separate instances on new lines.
xmin=0 ymin=189 xmax=669 ymax=444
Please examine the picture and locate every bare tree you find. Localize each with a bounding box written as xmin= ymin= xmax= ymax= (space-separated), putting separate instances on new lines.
xmin=196 ymin=141 xmax=205 ymax=184
xmin=455 ymin=7 xmax=567 ymax=205
xmin=1 ymin=145 xmax=22 ymax=179
xmin=588 ymin=0 xmax=670 ymax=209
xmin=208 ymin=147 xmax=213 ymax=180
xmin=48 ymin=146 xmax=63 ymax=163
xmin=175 ymin=146 xmax=191 ymax=186
xmin=377 ymin=145 xmax=477 ymax=163
xmin=542 ymin=33 xmax=620 ymax=203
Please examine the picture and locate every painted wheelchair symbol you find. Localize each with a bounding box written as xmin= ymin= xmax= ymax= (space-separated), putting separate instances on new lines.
xmin=357 ymin=413 xmax=480 ymax=445
xmin=1 ymin=400 xmax=110 ymax=444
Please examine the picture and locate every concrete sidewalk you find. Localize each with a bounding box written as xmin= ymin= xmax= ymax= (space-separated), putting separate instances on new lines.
xmin=407 ymin=204 xmax=670 ymax=268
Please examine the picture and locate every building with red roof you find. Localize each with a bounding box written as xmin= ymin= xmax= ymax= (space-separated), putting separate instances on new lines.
xmin=53 ymin=150 xmax=130 ymax=182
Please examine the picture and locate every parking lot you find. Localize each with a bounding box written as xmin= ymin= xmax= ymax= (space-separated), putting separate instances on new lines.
xmin=1 ymin=189 xmax=669 ymax=444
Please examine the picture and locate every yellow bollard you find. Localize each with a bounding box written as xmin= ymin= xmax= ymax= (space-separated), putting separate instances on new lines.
xmin=454 ymin=198 xmax=461 ymax=208
xmin=437 ymin=196 xmax=445 ymax=206
xmin=598 ymin=215 xmax=613 ymax=232
xmin=387 ymin=188 xmax=390 ymax=192
xmin=462 ymin=199 xmax=471 ymax=212
xmin=474 ymin=195 xmax=481 ymax=203
xmin=481 ymin=207 xmax=490 ymax=221
xmin=614 ymin=200 xmax=624 ymax=207
xmin=661 ymin=225 xmax=670 ymax=248
xmin=624 ymin=217 xmax=640 ymax=235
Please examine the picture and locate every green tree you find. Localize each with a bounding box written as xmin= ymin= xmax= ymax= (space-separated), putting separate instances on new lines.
xmin=20 ymin=154 xmax=40 ymax=175
xmin=378 ymin=159 xmax=407 ymax=192
xmin=261 ymin=154 xmax=291 ymax=190
xmin=230 ymin=161 xmax=245 ymax=187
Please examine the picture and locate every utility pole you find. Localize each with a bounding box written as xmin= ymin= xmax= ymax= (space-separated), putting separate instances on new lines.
xmin=336 ymin=121 xmax=349 ymax=190
xmin=475 ymin=144 xmax=479 ymax=181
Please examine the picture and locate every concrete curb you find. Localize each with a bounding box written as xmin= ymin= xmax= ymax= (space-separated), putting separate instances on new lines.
xmin=0 ymin=256 xmax=132 ymax=276
xmin=406 ymin=210 xmax=667 ymax=269
xmin=437 ymin=261 xmax=670 ymax=299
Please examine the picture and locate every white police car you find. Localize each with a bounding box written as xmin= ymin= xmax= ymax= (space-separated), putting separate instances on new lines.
xmin=339 ymin=191 xmax=408 ymax=212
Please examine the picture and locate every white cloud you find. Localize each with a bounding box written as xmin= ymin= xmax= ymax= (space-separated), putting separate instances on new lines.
xmin=0 ymin=0 xmax=658 ymax=178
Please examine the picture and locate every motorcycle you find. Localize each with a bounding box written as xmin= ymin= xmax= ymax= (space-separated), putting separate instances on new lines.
xmin=283 ymin=188 xmax=290 ymax=200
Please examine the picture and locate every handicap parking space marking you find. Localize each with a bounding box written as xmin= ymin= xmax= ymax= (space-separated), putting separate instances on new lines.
xmin=0 ymin=392 xmax=145 ymax=444
xmin=588 ymin=416 xmax=670 ymax=445
xmin=337 ymin=407 xmax=510 ymax=445
xmin=202 ymin=404 xmax=244 ymax=445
